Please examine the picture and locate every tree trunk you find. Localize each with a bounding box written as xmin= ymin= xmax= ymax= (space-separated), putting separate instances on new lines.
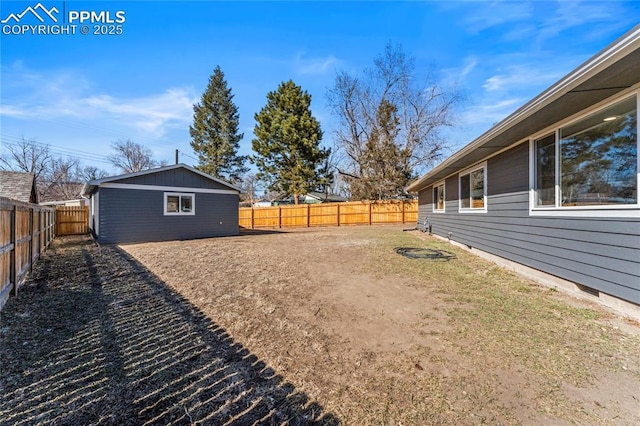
xmin=294 ymin=193 xmax=299 ymax=205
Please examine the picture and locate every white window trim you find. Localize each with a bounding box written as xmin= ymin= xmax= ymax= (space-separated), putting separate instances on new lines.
xmin=458 ymin=162 xmax=487 ymax=213
xmin=164 ymin=192 xmax=196 ymax=216
xmin=528 ymin=90 xmax=640 ymax=218
xmin=432 ymin=180 xmax=446 ymax=213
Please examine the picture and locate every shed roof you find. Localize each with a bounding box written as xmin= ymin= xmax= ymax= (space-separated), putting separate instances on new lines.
xmin=81 ymin=163 xmax=242 ymax=196
xmin=407 ymin=24 xmax=640 ymax=192
xmin=0 ymin=171 xmax=38 ymax=203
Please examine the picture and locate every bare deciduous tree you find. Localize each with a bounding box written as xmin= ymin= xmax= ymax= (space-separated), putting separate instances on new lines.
xmin=80 ymin=165 xmax=109 ymax=181
xmin=239 ymin=173 xmax=259 ymax=206
xmin=42 ymin=158 xmax=83 ymax=201
xmin=109 ymin=139 xmax=158 ymax=174
xmin=0 ymin=137 xmax=52 ymax=182
xmin=327 ymin=43 xmax=463 ymax=200
xmin=1 ymin=138 xmax=110 ymax=202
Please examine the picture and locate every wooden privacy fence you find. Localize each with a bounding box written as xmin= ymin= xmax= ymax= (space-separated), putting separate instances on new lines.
xmin=239 ymin=200 xmax=418 ymax=229
xmin=56 ymin=206 xmax=89 ymax=236
xmin=0 ymin=197 xmax=55 ymax=310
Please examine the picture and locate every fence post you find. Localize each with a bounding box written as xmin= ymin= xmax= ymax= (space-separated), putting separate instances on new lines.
xmin=251 ymin=208 xmax=255 ymax=229
xmin=369 ymin=202 xmax=372 ymax=225
xmin=11 ymin=205 xmax=18 ymax=297
xmin=45 ymin=210 xmax=50 ymax=247
xmin=337 ymin=204 xmax=340 ymax=226
xmin=29 ymin=207 xmax=34 ymax=274
xmin=401 ymin=200 xmax=405 ymax=223
xmin=307 ymin=204 xmax=310 ymax=227
xmin=278 ymin=206 xmax=282 ymax=229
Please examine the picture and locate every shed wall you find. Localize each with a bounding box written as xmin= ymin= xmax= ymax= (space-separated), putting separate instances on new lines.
xmin=417 ymin=142 xmax=640 ymax=304
xmin=97 ymin=187 xmax=238 ymax=244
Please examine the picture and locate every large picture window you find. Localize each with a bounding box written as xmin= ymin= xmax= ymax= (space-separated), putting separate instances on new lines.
xmin=459 ymin=165 xmax=486 ymax=212
xmin=560 ymin=95 xmax=637 ymax=206
xmin=433 ymin=182 xmax=445 ymax=212
xmin=533 ymin=94 xmax=638 ymax=209
xmin=164 ymin=192 xmax=195 ymax=215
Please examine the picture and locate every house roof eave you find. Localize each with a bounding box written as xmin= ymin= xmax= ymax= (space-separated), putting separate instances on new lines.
xmin=407 ymin=24 xmax=640 ymax=193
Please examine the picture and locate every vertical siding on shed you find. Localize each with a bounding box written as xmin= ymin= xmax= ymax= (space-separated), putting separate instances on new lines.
xmin=417 ymin=142 xmax=640 ymax=304
xmin=98 ymin=187 xmax=238 ymax=244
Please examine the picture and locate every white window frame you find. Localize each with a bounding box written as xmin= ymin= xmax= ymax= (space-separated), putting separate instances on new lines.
xmin=529 ymin=90 xmax=640 ymax=218
xmin=458 ymin=162 xmax=487 ymax=213
xmin=432 ymin=181 xmax=446 ymax=213
xmin=164 ymin=192 xmax=196 ymax=216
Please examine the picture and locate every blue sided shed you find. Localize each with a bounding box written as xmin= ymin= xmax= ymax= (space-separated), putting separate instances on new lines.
xmin=81 ymin=164 xmax=241 ymax=244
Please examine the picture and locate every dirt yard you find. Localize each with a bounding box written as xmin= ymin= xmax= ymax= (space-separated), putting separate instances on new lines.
xmin=1 ymin=226 xmax=639 ymax=425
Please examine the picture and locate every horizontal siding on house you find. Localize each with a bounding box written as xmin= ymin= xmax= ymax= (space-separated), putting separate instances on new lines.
xmin=98 ymin=187 xmax=238 ymax=244
xmin=417 ymin=142 xmax=640 ymax=304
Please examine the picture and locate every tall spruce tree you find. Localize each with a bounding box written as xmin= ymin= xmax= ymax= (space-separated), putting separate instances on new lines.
xmin=190 ymin=66 xmax=248 ymax=182
xmin=252 ymin=80 xmax=331 ymax=204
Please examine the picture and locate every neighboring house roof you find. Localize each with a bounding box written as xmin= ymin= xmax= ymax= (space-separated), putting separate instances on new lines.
xmin=407 ymin=24 xmax=640 ymax=192
xmin=253 ymin=201 xmax=272 ymax=207
xmin=0 ymin=171 xmax=38 ymax=203
xmin=273 ymin=191 xmax=348 ymax=204
xmin=306 ymin=191 xmax=348 ymax=203
xmin=81 ymin=163 xmax=242 ymax=196
xmin=40 ymin=199 xmax=88 ymax=206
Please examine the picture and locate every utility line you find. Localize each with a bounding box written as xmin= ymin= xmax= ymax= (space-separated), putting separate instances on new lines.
xmin=28 ymin=116 xmax=172 ymax=147
xmin=0 ymin=136 xmax=112 ymax=165
xmin=1 ymin=135 xmax=110 ymax=161
xmin=177 ymin=149 xmax=199 ymax=163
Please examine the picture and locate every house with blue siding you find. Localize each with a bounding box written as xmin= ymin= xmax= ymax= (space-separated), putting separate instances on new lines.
xmin=407 ymin=26 xmax=640 ymax=313
xmin=82 ymin=164 xmax=240 ymax=244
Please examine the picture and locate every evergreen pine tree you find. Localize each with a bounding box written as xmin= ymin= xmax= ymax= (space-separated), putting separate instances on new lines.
xmin=350 ymin=99 xmax=410 ymax=200
xmin=190 ymin=66 xmax=248 ymax=182
xmin=252 ymin=80 xmax=331 ymax=204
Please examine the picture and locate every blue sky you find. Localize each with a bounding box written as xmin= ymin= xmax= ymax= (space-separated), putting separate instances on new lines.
xmin=1 ymin=0 xmax=639 ymax=175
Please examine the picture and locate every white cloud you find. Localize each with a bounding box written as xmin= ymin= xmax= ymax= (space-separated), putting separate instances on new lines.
xmin=294 ymin=53 xmax=341 ymax=76
xmin=1 ymin=65 xmax=197 ymax=137
xmin=462 ymin=1 xmax=533 ymax=33
xmin=536 ymin=1 xmax=622 ymax=43
xmin=482 ymin=65 xmax=564 ymax=92
xmin=455 ymin=0 xmax=630 ymax=46
xmin=440 ymin=56 xmax=478 ymax=87
xmin=459 ymin=57 xmax=478 ymax=79
xmin=463 ymin=98 xmax=525 ymax=125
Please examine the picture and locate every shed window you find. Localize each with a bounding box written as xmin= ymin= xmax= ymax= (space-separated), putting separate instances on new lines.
xmin=164 ymin=193 xmax=195 ymax=215
xmin=459 ymin=165 xmax=486 ymax=212
xmin=433 ymin=183 xmax=445 ymax=212
xmin=533 ymin=94 xmax=638 ymax=209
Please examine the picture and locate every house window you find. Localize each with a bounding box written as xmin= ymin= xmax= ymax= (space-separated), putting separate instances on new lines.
xmin=433 ymin=182 xmax=445 ymax=212
xmin=533 ymin=94 xmax=638 ymax=209
xmin=459 ymin=164 xmax=486 ymax=212
xmin=164 ymin=193 xmax=195 ymax=215
xmin=534 ymin=134 xmax=556 ymax=206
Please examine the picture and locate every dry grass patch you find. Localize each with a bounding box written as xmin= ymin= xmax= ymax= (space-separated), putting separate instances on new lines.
xmin=121 ymin=226 xmax=640 ymax=425
xmin=1 ymin=227 xmax=638 ymax=425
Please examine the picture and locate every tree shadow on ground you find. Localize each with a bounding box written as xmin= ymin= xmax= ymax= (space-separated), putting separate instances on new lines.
xmin=0 ymin=237 xmax=339 ymax=425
